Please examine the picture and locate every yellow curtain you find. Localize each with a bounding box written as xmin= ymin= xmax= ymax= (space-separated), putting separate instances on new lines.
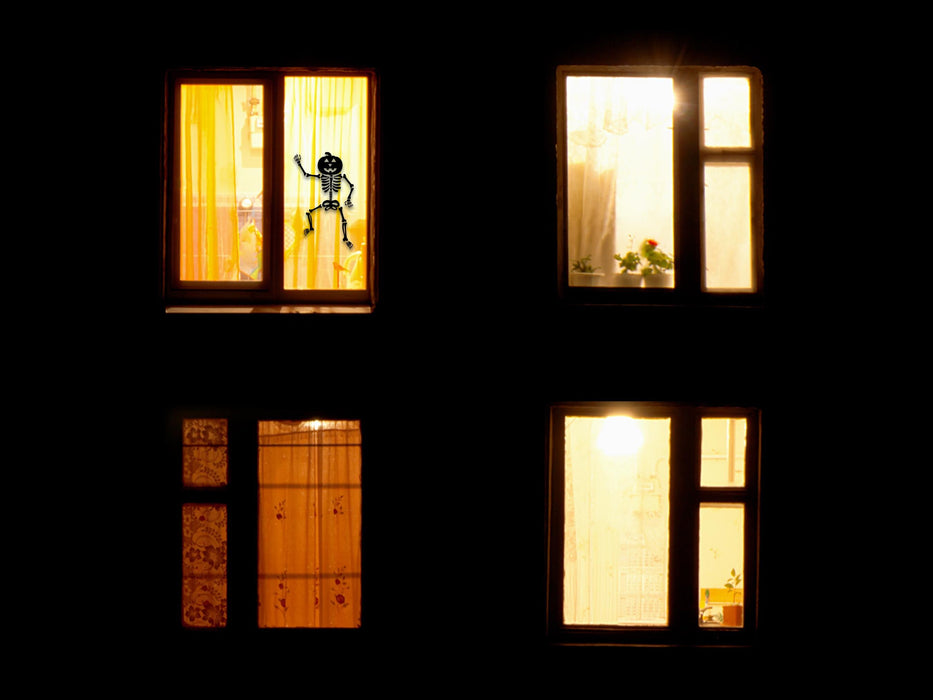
xmin=179 ymin=85 xmax=240 ymax=281
xmin=258 ymin=420 xmax=362 ymax=628
xmin=284 ymin=76 xmax=368 ymax=290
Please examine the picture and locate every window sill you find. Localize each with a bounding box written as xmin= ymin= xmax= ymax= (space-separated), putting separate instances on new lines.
xmin=165 ymin=304 xmax=373 ymax=315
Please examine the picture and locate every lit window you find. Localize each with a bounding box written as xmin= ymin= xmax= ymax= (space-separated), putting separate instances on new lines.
xmin=548 ymin=404 xmax=759 ymax=645
xmin=559 ymin=66 xmax=762 ymax=301
xmin=179 ymin=417 xmax=363 ymax=630
xmin=164 ymin=70 xmax=376 ymax=311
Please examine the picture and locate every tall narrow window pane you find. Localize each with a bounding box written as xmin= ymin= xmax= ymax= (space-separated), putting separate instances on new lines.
xmin=563 ymin=416 xmax=671 ymax=626
xmin=258 ymin=420 xmax=362 ymax=628
xmin=284 ymin=76 xmax=369 ymax=291
xmin=700 ymin=418 xmax=746 ymax=487
xmin=182 ymin=504 xmax=228 ymax=628
xmin=703 ymin=163 xmax=753 ymax=290
xmin=566 ymin=77 xmax=674 ymax=288
xmin=703 ymin=77 xmax=751 ymax=148
xmin=698 ymin=504 xmax=745 ymax=627
xmin=179 ymin=84 xmax=264 ymax=282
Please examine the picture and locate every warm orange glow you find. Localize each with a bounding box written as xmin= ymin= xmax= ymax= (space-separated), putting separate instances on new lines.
xmin=284 ymin=76 xmax=369 ymax=291
xmin=182 ymin=418 xmax=228 ymax=487
xmin=178 ymin=84 xmax=264 ymax=282
xmin=257 ymin=420 xmax=362 ymax=628
xmin=182 ymin=504 xmax=228 ymax=628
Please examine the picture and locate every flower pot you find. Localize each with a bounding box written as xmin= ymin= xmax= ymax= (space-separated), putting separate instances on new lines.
xmin=721 ymin=604 xmax=744 ymax=627
xmin=613 ymin=273 xmax=643 ymax=287
xmin=570 ymin=272 xmax=605 ymax=287
xmin=643 ymin=273 xmax=673 ymax=288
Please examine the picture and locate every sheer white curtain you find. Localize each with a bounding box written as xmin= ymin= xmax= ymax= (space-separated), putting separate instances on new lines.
xmin=563 ymin=416 xmax=670 ymax=626
xmin=566 ymin=77 xmax=674 ymax=281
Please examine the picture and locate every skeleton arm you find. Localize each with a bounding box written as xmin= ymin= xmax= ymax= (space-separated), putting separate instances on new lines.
xmin=342 ymin=174 xmax=355 ymax=207
xmin=293 ymin=154 xmax=320 ymax=179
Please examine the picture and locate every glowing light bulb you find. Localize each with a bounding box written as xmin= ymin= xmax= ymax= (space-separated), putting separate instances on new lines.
xmin=597 ymin=416 xmax=643 ymax=456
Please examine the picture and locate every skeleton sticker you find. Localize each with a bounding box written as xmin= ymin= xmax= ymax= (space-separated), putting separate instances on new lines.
xmin=293 ymin=152 xmax=355 ymax=249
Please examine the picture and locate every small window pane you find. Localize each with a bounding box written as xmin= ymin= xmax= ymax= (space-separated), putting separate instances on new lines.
xmin=566 ymin=77 xmax=674 ymax=288
xmin=182 ymin=504 xmax=228 ymax=628
xmin=179 ymin=84 xmax=264 ymax=282
xmin=563 ymin=416 xmax=671 ymax=626
xmin=700 ymin=418 xmax=746 ymax=487
xmin=703 ymin=163 xmax=753 ymax=291
xmin=258 ymin=420 xmax=362 ymax=628
xmin=284 ymin=76 xmax=369 ymax=291
xmin=182 ymin=418 xmax=228 ymax=487
xmin=703 ymin=77 xmax=751 ymax=148
xmin=699 ymin=504 xmax=744 ymax=628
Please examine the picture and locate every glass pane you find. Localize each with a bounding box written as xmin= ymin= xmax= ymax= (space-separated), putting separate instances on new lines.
xmin=182 ymin=418 xmax=228 ymax=487
xmin=284 ymin=76 xmax=369 ymax=291
xmin=258 ymin=420 xmax=362 ymax=628
xmin=563 ymin=416 xmax=671 ymax=626
xmin=699 ymin=504 xmax=745 ymax=628
xmin=701 ymin=418 xmax=746 ymax=487
xmin=703 ymin=163 xmax=753 ymax=291
xmin=182 ymin=504 xmax=228 ymax=628
xmin=703 ymin=77 xmax=751 ymax=147
xmin=565 ymin=77 xmax=674 ymax=288
xmin=179 ymin=84 xmax=264 ymax=282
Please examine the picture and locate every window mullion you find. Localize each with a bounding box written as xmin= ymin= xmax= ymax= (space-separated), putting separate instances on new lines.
xmin=668 ymin=407 xmax=700 ymax=637
xmin=225 ymin=416 xmax=258 ymax=631
xmin=673 ymin=73 xmax=702 ymax=300
xmin=268 ymin=74 xmax=285 ymax=302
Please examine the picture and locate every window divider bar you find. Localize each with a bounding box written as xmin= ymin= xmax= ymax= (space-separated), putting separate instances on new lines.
xmin=673 ymin=74 xmax=702 ymax=300
xmin=668 ymin=408 xmax=700 ymax=636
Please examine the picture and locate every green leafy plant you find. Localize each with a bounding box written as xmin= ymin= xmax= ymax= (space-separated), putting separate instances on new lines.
xmin=613 ymin=251 xmax=641 ymax=274
xmin=639 ymin=239 xmax=674 ymax=276
xmin=724 ymin=568 xmax=742 ymax=603
xmin=571 ymin=255 xmax=600 ymax=273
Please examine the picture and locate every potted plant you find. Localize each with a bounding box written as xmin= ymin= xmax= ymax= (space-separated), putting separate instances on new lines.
xmin=570 ymin=255 xmax=604 ymax=286
xmin=721 ymin=568 xmax=743 ymax=627
xmin=640 ymin=239 xmax=674 ymax=287
xmin=613 ymin=251 xmax=643 ymax=287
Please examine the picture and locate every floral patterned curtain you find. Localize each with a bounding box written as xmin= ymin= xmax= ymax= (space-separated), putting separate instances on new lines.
xmin=257 ymin=420 xmax=362 ymax=628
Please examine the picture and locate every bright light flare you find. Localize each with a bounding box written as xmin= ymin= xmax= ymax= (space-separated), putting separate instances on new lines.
xmin=597 ymin=416 xmax=644 ymax=456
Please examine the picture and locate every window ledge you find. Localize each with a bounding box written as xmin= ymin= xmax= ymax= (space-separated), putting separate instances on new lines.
xmin=165 ymin=305 xmax=373 ymax=315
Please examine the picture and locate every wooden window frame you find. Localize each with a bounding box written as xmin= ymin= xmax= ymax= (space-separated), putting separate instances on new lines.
xmin=174 ymin=412 xmax=366 ymax=634
xmin=161 ymin=68 xmax=379 ymax=313
xmin=546 ymin=402 xmax=760 ymax=647
xmin=557 ymin=65 xmax=764 ymax=306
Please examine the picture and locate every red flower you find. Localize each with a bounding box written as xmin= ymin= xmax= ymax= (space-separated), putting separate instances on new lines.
xmin=336 ymin=594 xmax=345 ymax=605
xmin=646 ymin=239 xmax=658 ymax=247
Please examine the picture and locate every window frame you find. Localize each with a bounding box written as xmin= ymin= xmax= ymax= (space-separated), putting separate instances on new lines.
xmin=556 ymin=65 xmax=764 ymax=306
xmin=174 ymin=412 xmax=367 ymax=634
xmin=546 ymin=402 xmax=760 ymax=647
xmin=161 ymin=67 xmax=379 ymax=312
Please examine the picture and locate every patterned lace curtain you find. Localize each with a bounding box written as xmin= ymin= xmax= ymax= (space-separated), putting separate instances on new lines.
xmin=257 ymin=420 xmax=362 ymax=628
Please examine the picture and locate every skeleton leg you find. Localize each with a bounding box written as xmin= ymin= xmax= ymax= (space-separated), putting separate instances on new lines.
xmin=338 ymin=207 xmax=353 ymax=250
xmin=304 ymin=205 xmax=322 ymax=235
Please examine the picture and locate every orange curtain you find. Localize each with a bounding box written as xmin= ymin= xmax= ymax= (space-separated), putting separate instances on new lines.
xmin=258 ymin=420 xmax=362 ymax=628
xmin=179 ymin=84 xmax=240 ymax=281
xmin=284 ymin=76 xmax=368 ymax=290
